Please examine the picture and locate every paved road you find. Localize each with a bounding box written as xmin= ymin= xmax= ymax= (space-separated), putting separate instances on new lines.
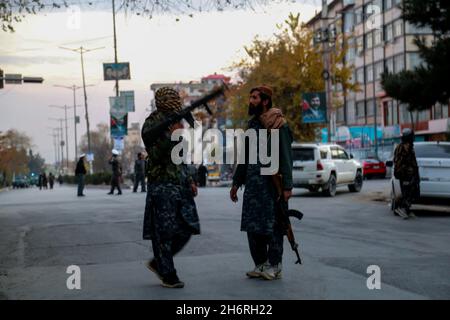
xmin=1 ymin=180 xmax=449 ymax=299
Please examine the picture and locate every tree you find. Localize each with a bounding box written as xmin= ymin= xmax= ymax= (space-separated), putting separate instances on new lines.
xmin=1 ymin=0 xmax=274 ymax=32
xmin=226 ymin=13 xmax=358 ymax=142
xmin=0 ymin=129 xmax=32 ymax=186
xmin=28 ymin=149 xmax=46 ymax=174
xmin=381 ymin=0 xmax=450 ymax=128
xmin=79 ymin=123 xmax=112 ymax=173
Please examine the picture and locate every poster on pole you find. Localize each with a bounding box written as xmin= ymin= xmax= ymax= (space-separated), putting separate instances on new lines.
xmin=103 ymin=62 xmax=130 ymax=81
xmin=113 ymin=136 xmax=124 ymax=152
xmin=109 ymin=96 xmax=127 ymax=118
xmin=110 ymin=113 xmax=128 ymax=137
xmin=301 ymin=92 xmax=327 ymax=124
xmin=120 ymin=90 xmax=135 ymax=112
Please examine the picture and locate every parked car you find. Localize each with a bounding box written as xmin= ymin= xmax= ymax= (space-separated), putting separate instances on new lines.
xmin=292 ymin=143 xmax=363 ymax=197
xmin=388 ymin=141 xmax=450 ymax=213
xmin=361 ymin=158 xmax=387 ymax=179
xmin=12 ymin=175 xmax=30 ymax=188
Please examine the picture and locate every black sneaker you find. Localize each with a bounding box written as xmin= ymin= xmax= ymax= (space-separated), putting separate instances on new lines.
xmin=161 ymin=272 xmax=184 ymax=288
xmin=146 ymin=259 xmax=163 ymax=280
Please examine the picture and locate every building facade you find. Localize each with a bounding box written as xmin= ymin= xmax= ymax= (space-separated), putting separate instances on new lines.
xmin=307 ymin=0 xmax=449 ymax=151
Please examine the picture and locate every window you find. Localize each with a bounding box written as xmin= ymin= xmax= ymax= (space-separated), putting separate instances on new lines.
xmin=385 ymin=24 xmax=393 ymax=42
xmin=366 ymin=64 xmax=374 ymax=82
xmin=392 ymin=100 xmax=398 ymax=124
xmin=366 ymin=32 xmax=373 ymax=49
xmin=405 ymin=22 xmax=433 ymax=34
xmin=374 ymin=29 xmax=383 ymax=46
xmin=346 ymin=38 xmax=356 ymax=61
xmin=346 ymin=100 xmax=356 ymax=124
xmin=356 ymin=67 xmax=365 ymax=84
xmin=355 ymin=7 xmax=363 ymax=25
xmin=344 ymin=12 xmax=355 ymax=33
xmin=356 ymin=101 xmax=365 ymax=118
xmin=366 ymin=99 xmax=375 ymax=116
xmin=385 ymin=0 xmax=393 ymax=10
xmin=356 ymin=36 xmax=364 ymax=55
xmin=406 ymin=52 xmax=423 ymax=70
xmin=340 ymin=149 xmax=350 ymax=160
xmin=385 ymin=57 xmax=394 ymax=73
xmin=337 ymin=107 xmax=345 ymax=122
xmin=394 ymin=54 xmax=405 ymax=73
xmin=375 ymin=61 xmax=384 ymax=80
xmin=393 ymin=20 xmax=403 ymax=37
xmin=293 ymin=148 xmax=315 ymax=161
xmin=320 ymin=149 xmax=328 ymax=159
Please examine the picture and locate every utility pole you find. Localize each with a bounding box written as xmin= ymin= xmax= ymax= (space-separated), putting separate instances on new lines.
xmin=112 ymin=0 xmax=119 ymax=97
xmin=321 ymin=0 xmax=332 ymax=143
xmin=49 ymin=118 xmax=65 ymax=173
xmin=49 ymin=105 xmax=79 ymax=170
xmin=54 ymin=84 xmax=94 ymax=161
xmin=60 ymin=46 xmax=104 ymax=174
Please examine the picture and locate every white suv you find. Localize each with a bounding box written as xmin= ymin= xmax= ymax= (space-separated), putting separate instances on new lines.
xmin=292 ymin=143 xmax=363 ymax=197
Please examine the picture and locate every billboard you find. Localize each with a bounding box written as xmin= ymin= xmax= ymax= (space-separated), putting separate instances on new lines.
xmin=301 ymin=92 xmax=327 ymax=124
xmin=103 ymin=62 xmax=130 ymax=81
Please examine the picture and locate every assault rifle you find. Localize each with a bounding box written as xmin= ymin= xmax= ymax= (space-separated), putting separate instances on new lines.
xmin=271 ymin=174 xmax=304 ymax=265
xmin=149 ymin=85 xmax=227 ymax=134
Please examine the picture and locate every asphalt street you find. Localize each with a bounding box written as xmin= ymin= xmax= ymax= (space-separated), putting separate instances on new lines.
xmin=1 ymin=179 xmax=449 ymax=300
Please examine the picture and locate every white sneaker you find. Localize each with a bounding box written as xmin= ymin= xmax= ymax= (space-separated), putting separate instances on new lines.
xmin=246 ymin=262 xmax=268 ymax=278
xmin=395 ymin=208 xmax=409 ymax=219
xmin=261 ymin=264 xmax=282 ymax=280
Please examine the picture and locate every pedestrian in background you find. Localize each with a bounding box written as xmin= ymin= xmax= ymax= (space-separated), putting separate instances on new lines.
xmin=393 ymin=128 xmax=420 ymax=219
xmin=42 ymin=173 xmax=48 ymax=189
xmin=75 ymin=154 xmax=87 ymax=197
xmin=197 ymin=164 xmax=208 ymax=187
xmin=133 ymin=152 xmax=146 ymax=193
xmin=48 ymin=172 xmax=55 ymax=190
xmin=108 ymin=149 xmax=122 ymax=195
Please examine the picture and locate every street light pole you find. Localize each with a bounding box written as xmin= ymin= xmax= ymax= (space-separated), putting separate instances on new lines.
xmin=60 ymin=46 xmax=104 ymax=174
xmin=54 ymin=84 xmax=93 ymax=161
xmin=321 ymin=0 xmax=332 ymax=143
xmin=49 ymin=118 xmax=65 ymax=173
xmin=112 ymin=0 xmax=119 ymax=97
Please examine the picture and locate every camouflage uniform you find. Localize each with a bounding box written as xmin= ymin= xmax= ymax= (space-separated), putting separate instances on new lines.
xmin=141 ymin=106 xmax=200 ymax=279
xmin=394 ymin=142 xmax=420 ymax=213
xmin=232 ymin=116 xmax=293 ymax=266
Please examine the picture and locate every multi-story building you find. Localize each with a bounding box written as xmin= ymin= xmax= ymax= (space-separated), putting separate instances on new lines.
xmin=307 ymin=0 xmax=449 ymax=151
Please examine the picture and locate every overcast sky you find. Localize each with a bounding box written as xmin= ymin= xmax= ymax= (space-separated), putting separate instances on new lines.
xmin=0 ymin=0 xmax=320 ymax=164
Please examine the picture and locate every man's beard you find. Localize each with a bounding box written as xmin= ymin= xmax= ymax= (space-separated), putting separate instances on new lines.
xmin=248 ymin=102 xmax=264 ymax=116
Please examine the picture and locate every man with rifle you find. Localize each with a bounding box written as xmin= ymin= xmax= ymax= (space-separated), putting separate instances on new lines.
xmin=141 ymin=86 xmax=224 ymax=288
xmin=230 ymin=85 xmax=302 ymax=281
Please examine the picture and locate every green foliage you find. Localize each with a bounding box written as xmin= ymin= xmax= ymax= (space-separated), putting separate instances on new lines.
xmin=226 ymin=13 xmax=357 ymax=142
xmin=381 ymin=0 xmax=450 ymax=114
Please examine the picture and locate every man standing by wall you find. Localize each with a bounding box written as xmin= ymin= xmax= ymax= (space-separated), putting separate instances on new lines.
xmin=230 ymin=85 xmax=293 ymax=281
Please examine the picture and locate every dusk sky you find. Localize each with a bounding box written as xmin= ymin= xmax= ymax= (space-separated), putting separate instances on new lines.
xmin=0 ymin=0 xmax=320 ymax=164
